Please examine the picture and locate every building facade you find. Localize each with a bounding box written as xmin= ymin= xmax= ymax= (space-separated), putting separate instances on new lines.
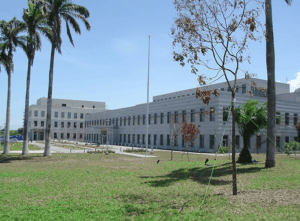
xmin=84 ymin=78 xmax=300 ymax=153
xmin=28 ymin=98 xmax=106 ymax=141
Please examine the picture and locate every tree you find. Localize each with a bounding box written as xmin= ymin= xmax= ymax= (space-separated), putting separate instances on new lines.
xmin=0 ymin=18 xmax=26 ymax=154
xmin=265 ymin=0 xmax=292 ymax=168
xmin=22 ymin=0 xmax=51 ymax=155
xmin=17 ymin=128 xmax=24 ymax=135
xmin=43 ymin=0 xmax=91 ymax=156
xmin=172 ymin=0 xmax=263 ymax=195
xmin=181 ymin=122 xmax=200 ymax=161
xmin=295 ymin=122 xmax=300 ymax=142
xmin=169 ymin=113 xmax=183 ymax=160
xmin=235 ymin=100 xmax=268 ymax=163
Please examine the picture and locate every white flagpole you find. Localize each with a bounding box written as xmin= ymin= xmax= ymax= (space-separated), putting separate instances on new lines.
xmin=145 ymin=35 xmax=150 ymax=157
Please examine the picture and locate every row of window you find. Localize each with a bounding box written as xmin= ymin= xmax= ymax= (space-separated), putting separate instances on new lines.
xmin=278 ymin=113 xmax=299 ymax=126
xmin=53 ymin=133 xmax=83 ymax=139
xmin=33 ymin=110 xmax=84 ymax=119
xmin=32 ymin=121 xmax=84 ymax=129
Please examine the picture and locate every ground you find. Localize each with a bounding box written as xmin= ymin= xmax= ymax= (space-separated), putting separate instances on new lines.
xmin=0 ymin=151 xmax=299 ymax=220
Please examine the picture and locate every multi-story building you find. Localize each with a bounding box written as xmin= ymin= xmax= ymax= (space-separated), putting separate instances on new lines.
xmin=28 ymin=98 xmax=106 ymax=141
xmin=84 ymin=78 xmax=300 ymax=153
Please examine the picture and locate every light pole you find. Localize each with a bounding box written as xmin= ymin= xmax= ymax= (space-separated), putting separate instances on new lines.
xmin=106 ymin=119 xmax=109 ymax=155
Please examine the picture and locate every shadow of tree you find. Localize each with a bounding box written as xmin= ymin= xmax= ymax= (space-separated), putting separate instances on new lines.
xmin=140 ymin=163 xmax=264 ymax=187
xmin=0 ymin=154 xmax=42 ymax=163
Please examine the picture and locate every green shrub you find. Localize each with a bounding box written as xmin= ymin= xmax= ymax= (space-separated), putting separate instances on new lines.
xmin=87 ymin=150 xmax=115 ymax=154
xmin=124 ymin=149 xmax=146 ymax=153
xmin=218 ymin=146 xmax=230 ymax=154
xmin=284 ymin=141 xmax=300 ymax=155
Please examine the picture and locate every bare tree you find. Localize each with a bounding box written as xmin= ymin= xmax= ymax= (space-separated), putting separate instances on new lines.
xmin=172 ymin=0 xmax=263 ymax=195
xmin=169 ymin=113 xmax=183 ymax=160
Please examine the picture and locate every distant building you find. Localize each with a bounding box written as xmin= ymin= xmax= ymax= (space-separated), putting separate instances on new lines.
xmin=28 ymin=98 xmax=106 ymax=141
xmin=84 ymin=78 xmax=300 ymax=153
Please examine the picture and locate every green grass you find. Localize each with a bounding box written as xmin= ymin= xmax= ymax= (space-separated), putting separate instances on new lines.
xmin=0 ymin=152 xmax=299 ymax=220
xmin=0 ymin=142 xmax=41 ymax=151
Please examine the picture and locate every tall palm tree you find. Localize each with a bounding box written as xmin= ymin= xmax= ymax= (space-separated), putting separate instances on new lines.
xmin=0 ymin=18 xmax=26 ymax=154
xmin=265 ymin=0 xmax=292 ymax=168
xmin=43 ymin=0 xmax=91 ymax=156
xmin=22 ymin=0 xmax=51 ymax=155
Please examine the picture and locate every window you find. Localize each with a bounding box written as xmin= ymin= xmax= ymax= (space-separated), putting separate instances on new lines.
xmin=143 ymin=115 xmax=146 ymax=125
xmin=55 ymin=112 xmax=58 ymax=118
xmin=182 ymin=135 xmax=185 ymax=147
xmin=124 ymin=134 xmax=126 ymax=143
xmin=210 ymin=135 xmax=215 ymax=149
xmin=294 ymin=114 xmax=298 ymax=125
xmin=61 ymin=133 xmax=64 ymax=139
xmin=80 ymin=113 xmax=84 ymax=119
xmin=142 ymin=134 xmax=145 ymax=144
xmin=61 ymin=122 xmax=64 ymax=128
xmin=223 ymin=107 xmax=229 ymax=122
xmin=124 ymin=117 xmax=126 ymax=126
xmin=54 ymin=122 xmax=58 ymax=127
xmin=285 ymin=136 xmax=289 ymax=144
xmin=174 ymin=138 xmax=178 ymax=146
xmin=236 ymin=85 xmax=239 ymax=93
xmin=210 ymin=108 xmax=215 ymax=121
xmin=227 ymin=87 xmax=231 ymax=92
xmin=191 ymin=109 xmax=195 ymax=122
xmin=34 ymin=121 xmax=38 ymax=127
xmin=74 ymin=122 xmax=77 ymax=128
xmin=73 ymin=133 xmax=76 ymax=139
xmin=138 ymin=115 xmax=140 ymax=125
xmin=154 ymin=134 xmax=157 ymax=145
xmin=148 ymin=114 xmax=151 ymax=124
xmin=93 ymin=105 xmax=95 ymax=108
xmin=128 ymin=117 xmax=130 ymax=126
xmin=154 ymin=114 xmax=157 ymax=124
xmin=199 ymin=135 xmax=204 ymax=148
xmin=167 ymin=135 xmax=170 ymax=146
xmin=133 ymin=116 xmax=135 ymax=125
xmin=133 ymin=134 xmax=135 ymax=143
xmin=54 ymin=133 xmax=57 ymax=139
xmin=200 ymin=109 xmax=204 ymax=122
xmin=242 ymin=84 xmax=246 ymax=93
xmin=148 ymin=134 xmax=151 ymax=145
xmin=182 ymin=110 xmax=186 ymax=122
xmin=276 ymin=112 xmax=281 ymax=124
xmin=128 ymin=134 xmax=130 ymax=143
xmin=137 ymin=134 xmax=140 ymax=144
xmin=160 ymin=113 xmax=164 ymax=124
xmin=116 ymin=118 xmax=118 ymax=126
xmin=167 ymin=112 xmax=171 ymax=124
xmin=276 ymin=136 xmax=280 ymax=148
xmin=67 ymin=133 xmax=70 ymax=139
xmin=68 ymin=112 xmax=71 ymax=118
xmin=34 ymin=110 xmax=38 ymax=117
xmin=41 ymin=121 xmax=44 ymax=127
xmin=160 ymin=134 xmax=163 ymax=146
xmin=221 ymin=88 xmax=224 ymax=91
xmin=285 ymin=113 xmax=289 ymax=125
xmin=67 ymin=122 xmax=71 ymax=128
xmin=175 ymin=111 xmax=178 ymax=123
xmin=109 ymin=119 xmax=111 ymax=126
xmin=80 ymin=123 xmax=83 ymax=128
xmin=80 ymin=134 xmax=83 ymax=139
xmin=120 ymin=117 xmax=122 ymax=126
xmin=62 ymin=104 xmax=66 ymax=107
xmin=112 ymin=118 xmax=115 ymax=125
xmin=256 ymin=136 xmax=261 ymax=149
xmin=120 ymin=134 xmax=122 ymax=143
xmin=97 ymin=120 xmax=99 ymax=125
xmin=82 ymin=105 xmax=84 ymax=108
xmin=236 ymin=135 xmax=240 ymax=149
xmin=74 ymin=113 xmax=77 ymax=119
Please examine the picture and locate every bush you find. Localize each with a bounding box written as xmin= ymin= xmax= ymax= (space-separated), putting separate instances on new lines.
xmin=237 ymin=147 xmax=252 ymax=164
xmin=87 ymin=150 xmax=115 ymax=154
xmin=124 ymin=149 xmax=146 ymax=153
xmin=218 ymin=146 xmax=230 ymax=154
xmin=284 ymin=141 xmax=300 ymax=155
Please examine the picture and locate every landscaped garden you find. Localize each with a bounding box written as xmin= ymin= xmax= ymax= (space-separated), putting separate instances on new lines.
xmin=0 ymin=151 xmax=299 ymax=220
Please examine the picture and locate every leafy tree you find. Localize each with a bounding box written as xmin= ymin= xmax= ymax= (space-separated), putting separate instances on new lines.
xmin=235 ymin=100 xmax=267 ymax=163
xmin=0 ymin=18 xmax=26 ymax=154
xmin=172 ymin=0 xmax=263 ymax=195
xmin=43 ymin=0 xmax=91 ymax=156
xmin=265 ymin=0 xmax=292 ymax=168
xmin=181 ymin=122 xmax=200 ymax=161
xmin=17 ymin=128 xmax=24 ymax=135
xmin=22 ymin=0 xmax=51 ymax=155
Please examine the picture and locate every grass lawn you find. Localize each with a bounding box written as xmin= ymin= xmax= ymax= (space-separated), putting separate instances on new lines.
xmin=0 ymin=142 xmax=42 ymax=151
xmin=0 ymin=151 xmax=299 ymax=220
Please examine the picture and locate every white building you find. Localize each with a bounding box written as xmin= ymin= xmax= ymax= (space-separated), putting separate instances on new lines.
xmin=28 ymin=98 xmax=106 ymax=141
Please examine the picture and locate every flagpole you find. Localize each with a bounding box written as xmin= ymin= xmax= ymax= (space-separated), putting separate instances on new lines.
xmin=145 ymin=35 xmax=150 ymax=157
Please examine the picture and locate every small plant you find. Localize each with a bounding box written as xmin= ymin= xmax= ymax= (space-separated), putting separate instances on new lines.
xmin=124 ymin=149 xmax=145 ymax=153
xmin=218 ymin=146 xmax=230 ymax=154
xmin=284 ymin=141 xmax=300 ymax=156
xmin=284 ymin=142 xmax=291 ymax=155
xmin=87 ymin=150 xmax=115 ymax=154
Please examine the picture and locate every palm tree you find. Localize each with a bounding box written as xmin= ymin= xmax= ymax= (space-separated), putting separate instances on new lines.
xmin=0 ymin=18 xmax=26 ymax=154
xmin=265 ymin=0 xmax=292 ymax=168
xmin=22 ymin=0 xmax=51 ymax=155
xmin=43 ymin=0 xmax=91 ymax=156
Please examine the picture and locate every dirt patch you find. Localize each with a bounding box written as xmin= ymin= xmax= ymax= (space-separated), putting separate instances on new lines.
xmin=221 ymin=189 xmax=300 ymax=207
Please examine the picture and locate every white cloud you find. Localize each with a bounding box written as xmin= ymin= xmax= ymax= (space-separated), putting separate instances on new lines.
xmin=287 ymin=71 xmax=300 ymax=92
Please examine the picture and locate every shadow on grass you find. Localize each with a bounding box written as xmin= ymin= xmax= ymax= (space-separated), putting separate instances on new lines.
xmin=141 ymin=163 xmax=264 ymax=187
xmin=0 ymin=154 xmax=43 ymax=163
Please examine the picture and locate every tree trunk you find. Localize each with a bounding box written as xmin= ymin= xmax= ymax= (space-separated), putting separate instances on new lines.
xmin=3 ymin=71 xmax=11 ymax=154
xmin=22 ymin=57 xmax=32 ymax=155
xmin=231 ymin=93 xmax=237 ymax=195
xmin=265 ymin=0 xmax=276 ymax=168
xmin=44 ymin=42 xmax=56 ymax=157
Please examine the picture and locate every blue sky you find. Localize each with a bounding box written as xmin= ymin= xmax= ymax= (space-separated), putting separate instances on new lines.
xmin=0 ymin=0 xmax=299 ymax=130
